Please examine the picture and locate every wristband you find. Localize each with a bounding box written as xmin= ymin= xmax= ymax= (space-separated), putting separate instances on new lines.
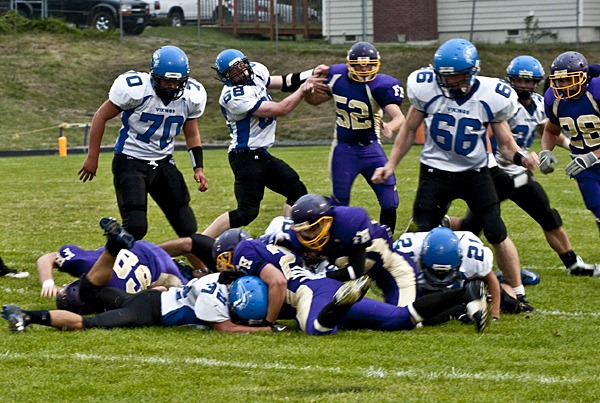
xmin=560 ymin=136 xmax=571 ymax=150
xmin=281 ymin=69 xmax=313 ymax=92
xmin=513 ymin=151 xmax=526 ymax=167
xmin=346 ymin=266 xmax=356 ymax=280
xmin=188 ymin=146 xmax=204 ymax=170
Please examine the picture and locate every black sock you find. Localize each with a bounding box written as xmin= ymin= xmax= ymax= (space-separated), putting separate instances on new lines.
xmin=23 ymin=310 xmax=51 ymax=326
xmin=559 ymin=251 xmax=577 ymax=268
xmin=380 ymin=208 xmax=397 ymax=234
xmin=104 ymin=241 xmax=122 ymax=257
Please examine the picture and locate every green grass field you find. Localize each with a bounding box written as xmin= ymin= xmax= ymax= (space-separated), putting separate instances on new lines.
xmin=1 ymin=143 xmax=599 ymax=402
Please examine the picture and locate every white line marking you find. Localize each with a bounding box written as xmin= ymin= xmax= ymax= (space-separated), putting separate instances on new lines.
xmin=0 ymin=352 xmax=595 ymax=384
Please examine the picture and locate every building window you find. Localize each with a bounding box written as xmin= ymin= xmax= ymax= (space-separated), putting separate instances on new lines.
xmin=507 ymin=29 xmax=520 ymax=37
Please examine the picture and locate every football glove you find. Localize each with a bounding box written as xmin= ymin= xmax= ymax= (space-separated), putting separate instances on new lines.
xmin=217 ymin=270 xmax=245 ymax=284
xmin=248 ymin=319 xmax=287 ymax=332
xmin=565 ymin=152 xmax=599 ymax=177
xmin=539 ymin=150 xmax=558 ymax=174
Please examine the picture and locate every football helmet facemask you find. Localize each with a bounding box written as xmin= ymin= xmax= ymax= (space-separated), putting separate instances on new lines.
xmin=291 ymin=194 xmax=334 ymax=251
xmin=506 ymin=55 xmax=545 ymax=100
xmin=420 ymin=227 xmax=462 ymax=288
xmin=214 ymin=49 xmax=253 ymax=86
xmin=549 ymin=51 xmax=589 ymax=100
xmin=150 ymin=45 xmax=189 ymax=102
xmin=432 ymin=38 xmax=480 ymax=99
xmin=346 ymin=41 xmax=381 ymax=82
xmin=212 ymin=228 xmax=252 ymax=272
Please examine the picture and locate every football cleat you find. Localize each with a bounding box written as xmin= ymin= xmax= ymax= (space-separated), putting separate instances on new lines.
xmin=333 ymin=275 xmax=372 ymax=306
xmin=517 ymin=294 xmax=534 ymax=312
xmin=99 ymin=217 xmax=135 ymax=252
xmin=463 ymin=280 xmax=491 ymax=332
xmin=2 ymin=304 xmax=30 ymax=333
xmin=567 ymin=257 xmax=600 ymax=277
xmin=0 ymin=257 xmax=29 ymax=278
xmin=495 ymin=268 xmax=540 ymax=286
xmin=520 ymin=268 xmax=540 ymax=286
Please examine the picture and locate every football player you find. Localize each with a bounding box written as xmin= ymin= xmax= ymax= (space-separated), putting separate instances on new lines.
xmin=277 ymin=193 xmax=419 ymax=308
xmin=36 ymin=232 xmax=216 ymax=298
xmin=3 ymin=218 xmax=275 ymax=334
xmin=304 ymin=41 xmax=404 ymax=233
xmin=448 ymin=55 xmax=600 ymax=277
xmin=214 ymin=224 xmax=491 ymax=334
xmin=78 ymin=46 xmax=208 ymax=241
xmin=371 ymin=38 xmax=539 ymax=311
xmin=213 ymin=228 xmax=287 ymax=327
xmin=201 ymin=49 xmax=329 ymax=238
xmin=394 ymin=227 xmax=505 ymax=321
xmin=540 ymin=51 xmax=600 ymax=250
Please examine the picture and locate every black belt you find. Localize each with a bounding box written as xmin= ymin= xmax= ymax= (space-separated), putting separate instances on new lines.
xmin=116 ymin=153 xmax=172 ymax=166
xmin=342 ymin=139 xmax=375 ymax=146
xmin=422 ymin=163 xmax=486 ymax=179
xmin=230 ymin=147 xmax=269 ymax=154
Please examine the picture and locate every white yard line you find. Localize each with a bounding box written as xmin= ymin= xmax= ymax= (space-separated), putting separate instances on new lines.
xmin=0 ymin=352 xmax=596 ymax=384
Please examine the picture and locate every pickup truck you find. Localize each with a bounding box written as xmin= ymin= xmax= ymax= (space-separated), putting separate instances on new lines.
xmin=2 ymin=0 xmax=151 ymax=35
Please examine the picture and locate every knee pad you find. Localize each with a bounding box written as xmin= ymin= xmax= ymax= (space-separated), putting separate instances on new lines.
xmin=537 ymin=208 xmax=563 ymax=231
xmin=123 ymin=210 xmax=147 ymax=240
xmin=287 ymin=182 xmax=308 ymax=206
xmin=481 ymin=217 xmax=507 ymax=245
xmin=168 ymin=206 xmax=198 ymax=237
xmin=190 ymin=233 xmax=216 ymax=266
xmin=229 ymin=206 xmax=260 ymax=228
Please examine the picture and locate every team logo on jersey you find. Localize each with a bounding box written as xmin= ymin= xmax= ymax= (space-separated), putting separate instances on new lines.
xmin=237 ymin=256 xmax=253 ymax=273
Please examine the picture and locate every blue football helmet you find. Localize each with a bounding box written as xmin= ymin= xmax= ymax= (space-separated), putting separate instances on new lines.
xmin=214 ymin=49 xmax=253 ymax=86
xmin=229 ymin=275 xmax=268 ymax=323
xmin=150 ymin=45 xmax=189 ymax=102
xmin=432 ymin=38 xmax=480 ymax=98
xmin=420 ymin=227 xmax=462 ymax=288
xmin=506 ymin=55 xmax=545 ymax=99
xmin=291 ymin=194 xmax=334 ymax=251
xmin=346 ymin=41 xmax=381 ymax=82
xmin=549 ymin=51 xmax=589 ymax=100
xmin=212 ymin=228 xmax=252 ymax=272
xmin=55 ymin=280 xmax=96 ymax=315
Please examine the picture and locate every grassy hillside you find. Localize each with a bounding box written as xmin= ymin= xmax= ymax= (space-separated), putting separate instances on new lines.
xmin=0 ymin=13 xmax=595 ymax=151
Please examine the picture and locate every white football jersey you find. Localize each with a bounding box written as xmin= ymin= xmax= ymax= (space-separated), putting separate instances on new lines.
xmin=393 ymin=231 xmax=493 ymax=280
xmin=496 ymin=92 xmax=547 ymax=176
xmin=108 ymin=71 xmax=207 ymax=160
xmin=407 ymin=67 xmax=519 ymax=172
xmin=219 ymin=62 xmax=277 ymax=151
xmin=161 ymin=273 xmax=230 ymax=324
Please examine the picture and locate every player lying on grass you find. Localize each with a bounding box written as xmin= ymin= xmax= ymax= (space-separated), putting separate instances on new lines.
xmin=2 ymin=218 xmax=276 ymax=334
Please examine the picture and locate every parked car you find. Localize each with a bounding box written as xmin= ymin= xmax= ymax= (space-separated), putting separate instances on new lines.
xmin=0 ymin=0 xmax=150 ymax=35
xmin=151 ymin=0 xmax=234 ymax=26
xmin=150 ymin=0 xmax=319 ymax=26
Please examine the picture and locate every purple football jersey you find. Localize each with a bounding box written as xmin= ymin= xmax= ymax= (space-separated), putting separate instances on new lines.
xmin=327 ymin=63 xmax=404 ymax=144
xmin=56 ymin=240 xmax=187 ymax=293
